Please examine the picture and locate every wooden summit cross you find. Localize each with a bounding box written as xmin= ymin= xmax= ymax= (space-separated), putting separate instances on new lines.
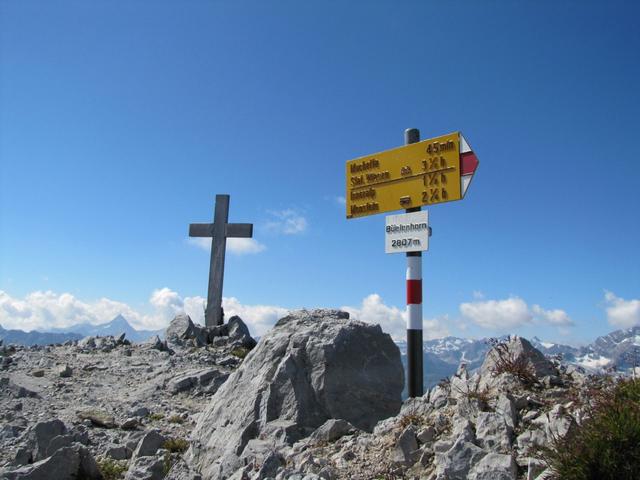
xmin=189 ymin=194 xmax=253 ymax=327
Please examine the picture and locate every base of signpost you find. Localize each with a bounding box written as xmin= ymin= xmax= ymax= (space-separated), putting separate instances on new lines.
xmin=407 ymin=328 xmax=424 ymax=397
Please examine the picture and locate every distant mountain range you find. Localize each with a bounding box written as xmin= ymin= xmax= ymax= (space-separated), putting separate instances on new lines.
xmin=49 ymin=315 xmax=163 ymax=343
xmin=397 ymin=326 xmax=640 ymax=391
xmin=0 ymin=315 xmax=163 ymax=346
xmin=0 ymin=325 xmax=82 ymax=346
xmin=3 ymin=314 xmax=640 ymax=385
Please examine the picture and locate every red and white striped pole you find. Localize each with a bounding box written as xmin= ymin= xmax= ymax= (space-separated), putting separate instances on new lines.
xmin=405 ymin=128 xmax=424 ymax=397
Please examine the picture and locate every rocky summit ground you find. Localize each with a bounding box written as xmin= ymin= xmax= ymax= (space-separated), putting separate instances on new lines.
xmin=0 ymin=314 xmax=255 ymax=479
xmin=0 ymin=309 xmax=620 ymax=480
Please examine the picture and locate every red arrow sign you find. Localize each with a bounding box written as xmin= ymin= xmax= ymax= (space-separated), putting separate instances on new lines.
xmin=459 ymin=134 xmax=479 ymax=197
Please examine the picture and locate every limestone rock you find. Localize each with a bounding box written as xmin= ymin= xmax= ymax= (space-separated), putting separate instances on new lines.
xmin=308 ymin=419 xmax=357 ymax=444
xmin=468 ymin=452 xmax=517 ymax=480
xmin=434 ymin=437 xmax=487 ymax=479
xmin=124 ymin=454 xmax=166 ymax=480
xmin=475 ymin=412 xmax=513 ymax=452
xmin=393 ymin=425 xmax=419 ymax=465
xmin=106 ymin=445 xmax=133 ymax=460
xmin=0 ymin=444 xmax=102 ymax=480
xmin=480 ymin=337 xmax=557 ymax=379
xmin=146 ymin=335 xmax=171 ymax=353
xmin=168 ymin=367 xmax=229 ymax=395
xmin=121 ymin=418 xmax=139 ymax=430
xmin=32 ymin=419 xmax=67 ymax=461
xmin=226 ymin=316 xmax=257 ymax=349
xmin=188 ymin=309 xmax=403 ymax=480
xmin=166 ymin=315 xmax=208 ymax=347
xmin=133 ymin=430 xmax=166 ymax=458
xmin=77 ymin=409 xmax=116 ymax=428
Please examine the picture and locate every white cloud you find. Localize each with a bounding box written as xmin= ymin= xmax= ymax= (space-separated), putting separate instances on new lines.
xmin=0 ymin=288 xmax=286 ymax=337
xmin=335 ymin=196 xmax=346 ymax=205
xmin=460 ymin=296 xmax=573 ymax=331
xmin=460 ymin=297 xmax=532 ymax=330
xmin=531 ymin=304 xmax=573 ymax=326
xmin=265 ymin=209 xmax=308 ymax=235
xmin=187 ymin=238 xmax=210 ymax=250
xmin=1 ymin=289 xmax=453 ymax=342
xmin=604 ymin=291 xmax=640 ymax=328
xmin=227 ymin=238 xmax=266 ymax=255
xmin=187 ymin=237 xmax=266 ymax=255
xmin=0 ymin=288 xmax=206 ymax=332
xmin=342 ymin=293 xmax=449 ymax=341
xmin=222 ymin=297 xmax=289 ymax=337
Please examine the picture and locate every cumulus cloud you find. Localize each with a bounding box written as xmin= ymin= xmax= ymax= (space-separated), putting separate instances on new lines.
xmin=187 ymin=237 xmax=266 ymax=255
xmin=222 ymin=297 xmax=289 ymax=337
xmin=228 ymin=238 xmax=266 ymax=254
xmin=265 ymin=209 xmax=308 ymax=235
xmin=460 ymin=297 xmax=532 ymax=330
xmin=0 ymin=288 xmax=287 ymax=336
xmin=604 ymin=291 xmax=640 ymax=328
xmin=531 ymin=304 xmax=574 ymax=326
xmin=0 ymin=289 xmax=164 ymax=331
xmin=342 ymin=294 xmax=449 ymax=341
xmin=1 ymin=289 xmax=455 ymax=341
xmin=460 ymin=296 xmax=573 ymax=331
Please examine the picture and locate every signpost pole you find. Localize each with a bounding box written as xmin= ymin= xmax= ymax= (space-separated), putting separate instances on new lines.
xmin=404 ymin=128 xmax=424 ymax=398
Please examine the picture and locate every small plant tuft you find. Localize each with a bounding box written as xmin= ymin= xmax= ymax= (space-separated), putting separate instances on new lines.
xmin=167 ymin=415 xmax=184 ymax=424
xmin=398 ymin=413 xmax=423 ymax=430
xmin=542 ymin=377 xmax=640 ymax=480
xmin=97 ymin=458 xmax=128 ymax=480
xmin=161 ymin=438 xmax=189 ymax=475
xmin=486 ymin=337 xmax=538 ymax=386
xmin=452 ymin=377 xmax=493 ymax=409
xmin=163 ymin=437 xmax=189 ymax=454
xmin=148 ymin=412 xmax=165 ymax=421
xmin=230 ymin=347 xmax=249 ymax=359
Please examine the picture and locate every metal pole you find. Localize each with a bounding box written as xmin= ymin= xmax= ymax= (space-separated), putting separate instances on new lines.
xmin=405 ymin=128 xmax=424 ymax=397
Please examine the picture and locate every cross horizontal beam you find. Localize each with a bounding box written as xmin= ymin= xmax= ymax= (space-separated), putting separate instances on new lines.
xmin=189 ymin=224 xmax=213 ymax=237
xmin=189 ymin=223 xmax=253 ymax=238
xmin=226 ymin=223 xmax=253 ymax=238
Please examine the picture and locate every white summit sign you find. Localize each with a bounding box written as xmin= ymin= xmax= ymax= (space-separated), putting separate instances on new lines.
xmin=384 ymin=210 xmax=429 ymax=254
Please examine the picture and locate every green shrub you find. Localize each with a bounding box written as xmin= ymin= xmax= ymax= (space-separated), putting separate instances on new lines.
xmin=97 ymin=458 xmax=128 ymax=480
xmin=543 ymin=378 xmax=640 ymax=480
xmin=161 ymin=438 xmax=189 ymax=475
xmin=163 ymin=437 xmax=189 ymax=454
xmin=167 ymin=415 xmax=184 ymax=424
xmin=148 ymin=412 xmax=164 ymax=421
xmin=230 ymin=347 xmax=249 ymax=359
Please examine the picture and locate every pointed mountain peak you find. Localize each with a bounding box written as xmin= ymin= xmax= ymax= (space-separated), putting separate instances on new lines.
xmin=108 ymin=315 xmax=131 ymax=328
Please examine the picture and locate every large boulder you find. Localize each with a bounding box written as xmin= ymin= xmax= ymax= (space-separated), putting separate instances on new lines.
xmin=188 ymin=309 xmax=403 ymax=479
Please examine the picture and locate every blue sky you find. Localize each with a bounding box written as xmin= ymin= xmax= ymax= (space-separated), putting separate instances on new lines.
xmin=1 ymin=1 xmax=639 ymax=345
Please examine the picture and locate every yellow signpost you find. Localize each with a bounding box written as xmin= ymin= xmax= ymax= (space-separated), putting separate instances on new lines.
xmin=346 ymin=132 xmax=462 ymax=219
xmin=345 ymin=128 xmax=479 ymax=399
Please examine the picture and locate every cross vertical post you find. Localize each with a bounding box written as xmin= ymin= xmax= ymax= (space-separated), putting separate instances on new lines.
xmin=189 ymin=194 xmax=253 ymax=327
